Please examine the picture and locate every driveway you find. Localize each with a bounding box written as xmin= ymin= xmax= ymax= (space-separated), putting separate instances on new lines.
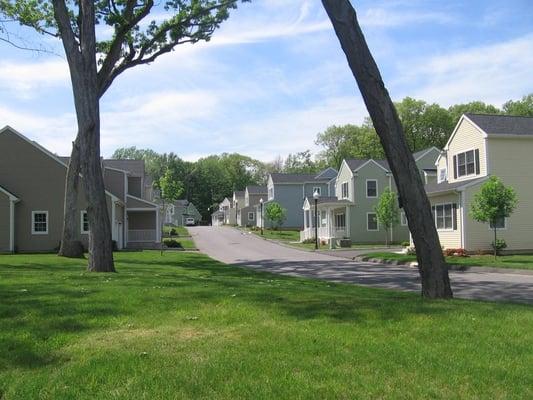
xmin=188 ymin=226 xmax=533 ymax=304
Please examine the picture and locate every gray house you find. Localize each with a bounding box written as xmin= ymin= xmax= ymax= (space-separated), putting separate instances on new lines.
xmin=261 ymin=168 xmax=338 ymax=229
xmin=301 ymin=148 xmax=440 ymax=245
xmin=238 ymin=186 xmax=267 ymax=227
xmin=165 ymin=199 xmax=202 ymax=226
xmin=0 ymin=125 xmax=160 ymax=253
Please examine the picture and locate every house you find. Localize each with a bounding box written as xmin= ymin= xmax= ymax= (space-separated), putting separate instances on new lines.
xmin=0 ymin=125 xmax=160 ymax=253
xmin=232 ymin=190 xmax=247 ymax=225
xmin=219 ymin=197 xmax=235 ymax=225
xmin=300 ymin=147 xmax=440 ymax=245
xmin=424 ymin=113 xmax=533 ymax=252
xmin=211 ymin=210 xmax=224 ymax=226
xmin=164 ymin=200 xmax=202 ymax=226
xmin=261 ymin=168 xmax=338 ymax=229
xmin=238 ymin=185 xmax=266 ymax=228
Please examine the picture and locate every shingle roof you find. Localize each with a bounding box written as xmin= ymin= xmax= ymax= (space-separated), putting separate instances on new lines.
xmin=103 ymin=159 xmax=145 ymax=176
xmin=425 ymin=177 xmax=488 ymax=195
xmin=270 ymin=173 xmax=318 ymax=183
xmin=234 ymin=190 xmax=245 ymax=197
xmin=246 ymin=185 xmax=267 ymax=194
xmin=314 ymin=167 xmax=338 ymax=180
xmin=413 ymin=146 xmax=440 ymax=160
xmin=466 ymin=113 xmax=533 ymax=136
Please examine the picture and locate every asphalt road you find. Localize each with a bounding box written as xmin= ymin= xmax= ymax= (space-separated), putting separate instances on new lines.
xmin=188 ymin=226 xmax=533 ymax=304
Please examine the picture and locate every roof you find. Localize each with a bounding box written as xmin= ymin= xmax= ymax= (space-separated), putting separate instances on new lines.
xmin=345 ymin=159 xmax=390 ymax=172
xmin=314 ymin=167 xmax=338 ymax=180
xmin=270 ymin=173 xmax=319 ymax=183
xmin=465 ymin=113 xmax=533 ymax=136
xmin=246 ymin=185 xmax=267 ymax=194
xmin=103 ymin=159 xmax=146 ymax=176
xmin=413 ymin=146 xmax=441 ymax=161
xmin=304 ymin=195 xmax=352 ymax=206
xmin=425 ymin=177 xmax=488 ymax=195
xmin=0 ymin=185 xmax=19 ymax=201
xmin=174 ymin=199 xmax=190 ymax=206
xmin=233 ymin=190 xmax=245 ymax=197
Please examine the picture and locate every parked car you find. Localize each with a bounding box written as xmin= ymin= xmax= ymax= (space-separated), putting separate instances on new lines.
xmin=185 ymin=217 xmax=196 ymax=226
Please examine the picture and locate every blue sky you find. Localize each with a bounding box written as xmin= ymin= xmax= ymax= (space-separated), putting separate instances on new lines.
xmin=1 ymin=0 xmax=532 ymax=161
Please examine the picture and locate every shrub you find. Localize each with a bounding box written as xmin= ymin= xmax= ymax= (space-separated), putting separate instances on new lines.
xmin=164 ymin=239 xmax=182 ymax=248
xmin=443 ymin=248 xmax=468 ymax=257
xmin=401 ymin=241 xmax=410 ymax=247
xmin=170 ymin=228 xmax=177 ymax=236
xmin=492 ymin=239 xmax=507 ymax=255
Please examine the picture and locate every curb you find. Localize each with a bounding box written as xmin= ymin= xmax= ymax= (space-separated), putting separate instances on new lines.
xmin=353 ymin=256 xmax=533 ymax=276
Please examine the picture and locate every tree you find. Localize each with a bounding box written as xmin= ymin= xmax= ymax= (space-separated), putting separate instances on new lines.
xmin=283 ymin=150 xmax=320 ymax=174
xmin=502 ymin=94 xmax=533 ymax=117
xmin=264 ymin=202 xmax=286 ymax=230
xmin=1 ymin=0 xmax=247 ymax=271
xmin=322 ymin=0 xmax=453 ymax=298
xmin=157 ymin=168 xmax=183 ymax=255
xmin=470 ymin=176 xmax=518 ymax=258
xmin=448 ymin=101 xmax=500 ymax=125
xmin=374 ymin=188 xmax=399 ymax=247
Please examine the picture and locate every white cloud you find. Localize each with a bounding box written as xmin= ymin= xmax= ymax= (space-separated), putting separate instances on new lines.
xmin=359 ymin=7 xmax=455 ymax=28
xmin=399 ymin=33 xmax=533 ymax=106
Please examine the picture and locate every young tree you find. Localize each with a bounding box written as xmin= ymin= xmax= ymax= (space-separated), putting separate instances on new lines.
xmin=264 ymin=202 xmax=286 ymax=230
xmin=1 ymin=0 xmax=247 ymax=271
xmin=374 ymin=188 xmax=399 ymax=247
xmin=321 ymin=0 xmax=453 ymax=298
xmin=470 ymin=176 xmax=518 ymax=258
xmin=158 ymin=168 xmax=183 ymax=255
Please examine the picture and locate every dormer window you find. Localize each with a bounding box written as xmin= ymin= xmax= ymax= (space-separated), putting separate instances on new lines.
xmin=268 ymin=187 xmax=274 ymax=200
xmin=454 ymin=149 xmax=480 ymax=179
xmin=341 ymin=182 xmax=349 ymax=199
xmin=438 ymin=168 xmax=447 ymax=183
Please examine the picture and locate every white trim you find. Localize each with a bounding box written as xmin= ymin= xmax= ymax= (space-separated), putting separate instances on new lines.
xmin=366 ymin=179 xmax=378 ymax=198
xmin=366 ymin=212 xmax=378 ymax=231
xmin=31 ymin=210 xmax=49 ymax=235
xmin=454 ymin=147 xmax=478 ymax=180
xmin=443 ymin=115 xmax=487 ymax=151
xmin=489 ymin=217 xmax=507 ymax=231
xmin=9 ymin=200 xmax=15 ymax=252
xmin=341 ymin=181 xmax=349 ymax=199
xmin=353 ymin=159 xmax=389 ymax=173
xmin=434 ymin=203 xmax=455 ymax=231
xmin=80 ymin=210 xmax=90 ymax=234
xmin=0 ymin=185 xmax=19 ymax=201
xmin=414 ymin=146 xmax=441 ymax=162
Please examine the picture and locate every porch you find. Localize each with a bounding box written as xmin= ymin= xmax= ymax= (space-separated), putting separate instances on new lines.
xmin=300 ymin=197 xmax=352 ymax=242
xmin=126 ymin=209 xmax=160 ymax=246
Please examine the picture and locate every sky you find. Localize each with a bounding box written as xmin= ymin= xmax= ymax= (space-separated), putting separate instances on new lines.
xmin=0 ymin=0 xmax=532 ymax=162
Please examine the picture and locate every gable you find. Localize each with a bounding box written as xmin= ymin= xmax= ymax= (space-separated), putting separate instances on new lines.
xmin=444 ymin=116 xmax=486 ymax=151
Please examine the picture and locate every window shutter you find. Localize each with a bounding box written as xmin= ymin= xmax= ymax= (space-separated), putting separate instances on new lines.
xmin=453 ymin=155 xmax=457 ymax=179
xmin=475 ymin=149 xmax=480 ymax=175
xmin=452 ymin=203 xmax=458 ymax=230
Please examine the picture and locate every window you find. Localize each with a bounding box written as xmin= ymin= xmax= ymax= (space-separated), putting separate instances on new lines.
xmin=433 ymin=204 xmax=456 ymax=230
xmin=400 ymin=212 xmax=408 ymax=226
xmin=438 ymin=168 xmax=447 ymax=183
xmin=248 ymin=212 xmax=255 ymax=221
xmin=367 ymin=213 xmax=378 ymax=231
xmin=335 ymin=213 xmax=346 ymax=230
xmin=268 ymin=186 xmax=274 ymax=200
xmin=32 ymin=211 xmax=48 ymax=234
xmin=454 ymin=149 xmax=479 ymax=178
xmin=81 ymin=211 xmax=89 ymax=234
xmin=366 ymin=180 xmax=377 ymax=198
xmin=341 ymin=182 xmax=349 ymax=199
xmin=312 ymin=187 xmax=321 ymax=196
xmin=490 ymin=216 xmax=506 ymax=230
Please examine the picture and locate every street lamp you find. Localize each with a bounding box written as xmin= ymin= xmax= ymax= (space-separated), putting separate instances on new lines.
xmin=313 ymin=190 xmax=320 ymax=250
xmin=259 ymin=198 xmax=264 ymax=235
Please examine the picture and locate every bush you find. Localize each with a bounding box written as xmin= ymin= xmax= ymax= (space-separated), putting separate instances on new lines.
xmin=401 ymin=241 xmax=410 ymax=247
xmin=443 ymin=248 xmax=468 ymax=257
xmin=169 ymin=228 xmax=177 ymax=236
xmin=164 ymin=239 xmax=182 ymax=248
xmin=492 ymin=239 xmax=507 ymax=255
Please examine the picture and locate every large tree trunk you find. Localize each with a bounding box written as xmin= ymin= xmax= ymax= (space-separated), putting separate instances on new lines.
xmin=53 ymin=0 xmax=115 ymax=272
xmin=58 ymin=138 xmax=84 ymax=258
xmin=322 ymin=0 xmax=452 ymax=298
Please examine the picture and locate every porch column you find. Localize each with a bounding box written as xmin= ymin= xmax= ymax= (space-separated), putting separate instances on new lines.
xmin=346 ymin=205 xmax=350 ymax=238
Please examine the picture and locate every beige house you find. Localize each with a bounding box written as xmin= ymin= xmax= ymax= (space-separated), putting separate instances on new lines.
xmin=425 ymin=113 xmax=533 ymax=252
xmin=0 ymin=126 xmax=160 ymax=253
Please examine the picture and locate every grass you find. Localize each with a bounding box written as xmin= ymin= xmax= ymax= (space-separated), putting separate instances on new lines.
xmin=163 ymin=225 xmax=190 ymax=237
xmin=0 ymin=252 xmax=532 ymax=399
xmin=362 ymin=252 xmax=533 ymax=270
xmin=250 ymin=228 xmax=301 ymax=242
xmin=163 ymin=238 xmax=197 ymax=250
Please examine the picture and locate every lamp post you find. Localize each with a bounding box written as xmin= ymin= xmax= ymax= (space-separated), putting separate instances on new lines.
xmin=313 ymin=190 xmax=320 ymax=250
xmin=259 ymin=198 xmax=264 ymax=235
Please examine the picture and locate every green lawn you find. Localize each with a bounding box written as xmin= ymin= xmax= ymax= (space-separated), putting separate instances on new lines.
xmin=362 ymin=252 xmax=533 ymax=270
xmin=251 ymin=228 xmax=301 ymax=242
xmin=163 ymin=225 xmax=190 ymax=237
xmin=1 ymin=252 xmax=532 ymax=399
xmin=163 ymin=238 xmax=197 ymax=250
